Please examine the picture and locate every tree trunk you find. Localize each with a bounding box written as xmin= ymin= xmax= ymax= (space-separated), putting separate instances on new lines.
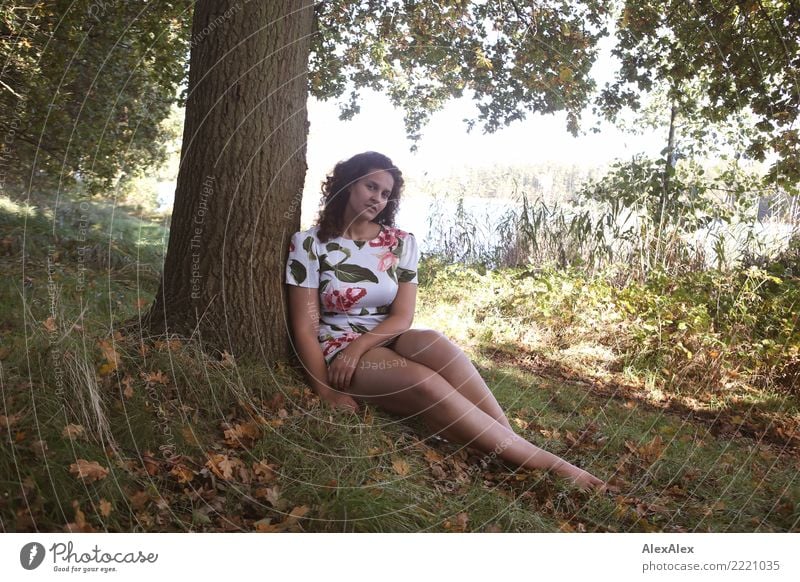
xmin=656 ymin=99 xmax=678 ymax=269
xmin=661 ymin=100 xmax=678 ymax=209
xmin=142 ymin=0 xmax=313 ymax=362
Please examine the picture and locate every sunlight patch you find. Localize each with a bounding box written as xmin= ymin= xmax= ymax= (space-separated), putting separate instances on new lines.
xmin=0 ymin=194 xmax=37 ymax=217
xmin=559 ymin=342 xmax=615 ymax=365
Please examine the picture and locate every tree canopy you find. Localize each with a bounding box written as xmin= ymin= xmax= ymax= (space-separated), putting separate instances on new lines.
xmin=310 ymin=0 xmax=610 ymax=142
xmin=0 ymin=0 xmax=192 ymax=195
xmin=599 ymin=0 xmax=800 ymax=190
xmin=2 ymin=1 xmax=798 ymax=195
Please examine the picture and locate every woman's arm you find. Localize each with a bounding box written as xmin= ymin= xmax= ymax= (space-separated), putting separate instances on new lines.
xmin=286 ymin=285 xmax=358 ymax=411
xmin=326 ymin=282 xmax=417 ymax=390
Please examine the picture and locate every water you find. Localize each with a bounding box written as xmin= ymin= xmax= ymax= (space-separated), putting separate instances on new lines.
xmin=393 ymin=195 xmax=517 ymax=253
xmin=160 ymin=184 xmax=797 ymax=268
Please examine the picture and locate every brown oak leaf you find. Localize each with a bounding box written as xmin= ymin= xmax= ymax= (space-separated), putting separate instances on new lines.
xmin=69 ymin=459 xmax=109 ymax=483
xmin=62 ymin=424 xmax=86 ymax=440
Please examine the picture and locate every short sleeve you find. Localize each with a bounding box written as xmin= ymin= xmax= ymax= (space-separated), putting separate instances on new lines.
xmin=397 ymin=232 xmax=419 ymax=284
xmin=285 ymin=230 xmax=319 ymax=288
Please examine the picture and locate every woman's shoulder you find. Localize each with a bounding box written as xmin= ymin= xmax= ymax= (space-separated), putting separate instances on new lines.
xmin=291 ymin=224 xmax=321 ymax=241
xmin=385 ymin=225 xmax=414 ymax=239
xmin=288 ymin=226 xmax=322 ymax=257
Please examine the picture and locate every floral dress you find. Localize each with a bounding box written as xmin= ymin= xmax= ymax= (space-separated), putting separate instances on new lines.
xmin=285 ymin=224 xmax=419 ymax=365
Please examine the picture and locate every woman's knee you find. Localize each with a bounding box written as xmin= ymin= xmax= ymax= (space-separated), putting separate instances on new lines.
xmin=398 ymin=329 xmax=453 ymax=357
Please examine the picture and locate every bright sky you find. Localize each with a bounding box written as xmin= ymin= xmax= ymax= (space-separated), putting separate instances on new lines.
xmin=298 ymin=89 xmax=666 ymax=228
xmin=303 ymin=34 xmax=666 ymax=191
xmin=161 ymin=36 xmax=669 ymax=213
xmin=305 ymin=91 xmax=664 ymax=179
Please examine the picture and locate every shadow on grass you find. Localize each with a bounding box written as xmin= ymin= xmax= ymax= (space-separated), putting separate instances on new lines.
xmin=476 ymin=341 xmax=800 ymax=454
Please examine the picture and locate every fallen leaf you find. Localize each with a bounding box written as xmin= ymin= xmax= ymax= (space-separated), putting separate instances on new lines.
xmin=254 ymin=517 xmax=279 ymax=532
xmin=639 ymin=435 xmax=665 ymax=464
xmin=431 ymin=464 xmax=448 ymax=480
xmin=454 ymin=512 xmax=469 ymax=530
xmin=288 ymin=505 xmax=309 ymax=520
xmin=121 ymin=375 xmax=134 ymax=399
xmin=444 ymin=512 xmax=469 ymax=532
xmin=32 ymin=439 xmax=48 ymax=459
xmin=423 ymin=448 xmax=444 ymax=464
xmin=98 ymin=339 xmax=120 ymax=376
xmin=181 ymin=425 xmax=201 ymax=446
xmin=223 ymin=421 xmax=261 ymax=447
xmin=43 ymin=316 xmax=56 ymax=332
xmin=0 ymin=413 xmax=22 ymax=431
xmin=65 ymin=500 xmax=95 ymax=533
xmin=392 ymin=457 xmax=410 ymax=476
xmin=220 ymin=350 xmax=235 ymax=367
xmin=141 ymin=370 xmax=169 ymax=386
xmin=129 ymin=490 xmax=150 ymax=510
xmin=253 ymin=460 xmax=278 ymax=483
xmin=205 ymin=453 xmax=245 ymax=481
xmin=540 ymin=428 xmax=561 ymax=440
xmin=98 ymin=499 xmax=113 ymax=517
xmin=170 ymin=464 xmax=195 ymax=483
xmin=264 ymin=393 xmax=285 ymax=412
xmin=69 ymin=459 xmax=109 ymax=483
xmin=254 ymin=486 xmax=281 ymax=506
xmin=142 ymin=452 xmax=160 ymax=476
xmin=154 ymin=338 xmax=182 ymax=352
xmin=62 ymin=424 xmax=85 ymax=440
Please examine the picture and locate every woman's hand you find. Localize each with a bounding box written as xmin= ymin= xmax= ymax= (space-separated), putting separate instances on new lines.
xmin=320 ymin=391 xmax=360 ymax=413
xmin=327 ymin=345 xmax=363 ymax=392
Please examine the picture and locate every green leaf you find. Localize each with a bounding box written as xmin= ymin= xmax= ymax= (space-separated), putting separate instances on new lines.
xmin=398 ymin=268 xmax=416 ymax=283
xmin=303 ymin=236 xmax=317 ymax=260
xmin=288 ymin=260 xmax=306 ymax=285
xmin=333 ymin=263 xmax=379 ymax=283
xmin=319 ymin=255 xmax=334 ymax=272
xmin=326 ymin=241 xmax=351 ymax=260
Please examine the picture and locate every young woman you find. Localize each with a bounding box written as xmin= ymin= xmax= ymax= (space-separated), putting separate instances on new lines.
xmin=285 ymin=151 xmax=605 ymax=491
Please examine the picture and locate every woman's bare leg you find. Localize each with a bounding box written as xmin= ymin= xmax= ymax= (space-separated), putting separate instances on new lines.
xmin=347 ymin=347 xmax=603 ymax=490
xmin=391 ymin=329 xmax=513 ymax=431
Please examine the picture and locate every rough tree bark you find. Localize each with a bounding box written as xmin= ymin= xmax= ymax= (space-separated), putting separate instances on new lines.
xmin=141 ymin=0 xmax=313 ymax=361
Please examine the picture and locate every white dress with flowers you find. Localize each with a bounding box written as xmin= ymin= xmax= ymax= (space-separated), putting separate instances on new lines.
xmin=284 ymin=224 xmax=419 ymax=365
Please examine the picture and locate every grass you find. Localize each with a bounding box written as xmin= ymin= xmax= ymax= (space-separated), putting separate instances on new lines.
xmin=0 ymin=191 xmax=798 ymax=532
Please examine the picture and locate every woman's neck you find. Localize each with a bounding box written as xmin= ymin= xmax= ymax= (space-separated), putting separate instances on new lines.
xmin=340 ymin=220 xmax=381 ymax=241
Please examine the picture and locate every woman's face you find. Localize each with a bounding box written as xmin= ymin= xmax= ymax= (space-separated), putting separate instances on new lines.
xmin=344 ymin=169 xmax=394 ymax=222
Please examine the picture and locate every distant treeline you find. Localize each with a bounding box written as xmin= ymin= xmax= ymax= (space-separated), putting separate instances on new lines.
xmin=405 ymin=163 xmax=602 ymax=203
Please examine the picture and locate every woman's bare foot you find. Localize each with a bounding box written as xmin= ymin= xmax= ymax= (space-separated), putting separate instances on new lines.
xmin=554 ymin=463 xmax=605 ymax=491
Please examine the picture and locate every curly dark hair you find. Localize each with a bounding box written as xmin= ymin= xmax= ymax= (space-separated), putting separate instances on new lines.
xmin=315 ymin=151 xmax=404 ymax=243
